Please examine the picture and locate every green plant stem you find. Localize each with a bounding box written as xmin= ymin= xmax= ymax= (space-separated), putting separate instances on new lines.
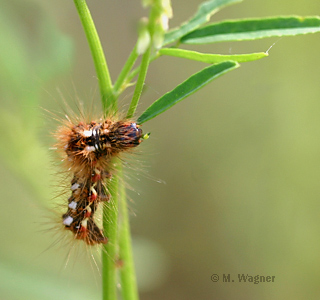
xmin=73 ymin=0 xmax=115 ymax=113
xmin=119 ymin=173 xmax=139 ymax=300
xmin=113 ymin=45 xmax=139 ymax=98
xmin=126 ymin=52 xmax=160 ymax=87
xmin=73 ymin=1 xmax=150 ymax=299
xmin=126 ymin=47 xmax=151 ymax=119
xmin=102 ymin=168 xmax=119 ymax=300
xmin=126 ymin=3 xmax=160 ymax=119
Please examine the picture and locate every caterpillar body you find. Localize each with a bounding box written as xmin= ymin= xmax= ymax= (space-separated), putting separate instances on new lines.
xmin=55 ymin=118 xmax=144 ymax=245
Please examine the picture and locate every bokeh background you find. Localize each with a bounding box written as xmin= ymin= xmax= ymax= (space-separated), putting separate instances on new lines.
xmin=1 ymin=0 xmax=320 ymax=299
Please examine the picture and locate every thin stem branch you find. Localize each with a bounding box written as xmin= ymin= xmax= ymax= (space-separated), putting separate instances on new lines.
xmin=113 ymin=45 xmax=139 ymax=98
xmin=126 ymin=3 xmax=160 ymax=119
xmin=73 ymin=0 xmax=116 ymax=114
xmin=102 ymin=169 xmax=119 ymax=300
xmin=126 ymin=46 xmax=151 ymax=119
xmin=126 ymin=52 xmax=160 ymax=85
xmin=119 ymin=175 xmax=139 ymax=300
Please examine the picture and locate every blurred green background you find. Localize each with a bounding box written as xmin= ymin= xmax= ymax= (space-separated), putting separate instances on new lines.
xmin=1 ymin=0 xmax=320 ymax=299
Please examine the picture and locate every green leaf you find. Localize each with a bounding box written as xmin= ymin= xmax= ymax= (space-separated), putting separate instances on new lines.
xmin=163 ymin=0 xmax=242 ymax=46
xmin=159 ymin=48 xmax=268 ymax=63
xmin=137 ymin=61 xmax=239 ymax=124
xmin=181 ymin=16 xmax=320 ymax=44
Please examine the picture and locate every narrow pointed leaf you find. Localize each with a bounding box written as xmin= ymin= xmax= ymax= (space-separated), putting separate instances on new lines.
xmin=137 ymin=61 xmax=239 ymax=124
xmin=163 ymin=0 xmax=242 ymax=46
xmin=159 ymin=48 xmax=268 ymax=63
xmin=181 ymin=16 xmax=320 ymax=44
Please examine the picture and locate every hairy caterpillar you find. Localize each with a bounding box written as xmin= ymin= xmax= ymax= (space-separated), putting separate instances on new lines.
xmin=55 ymin=117 xmax=145 ymax=245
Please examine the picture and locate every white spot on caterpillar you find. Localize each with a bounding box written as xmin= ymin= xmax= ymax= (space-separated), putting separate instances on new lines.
xmin=68 ymin=201 xmax=77 ymax=209
xmin=71 ymin=183 xmax=80 ymax=191
xmin=81 ymin=219 xmax=88 ymax=228
xmin=82 ymin=130 xmax=92 ymax=137
xmin=94 ymin=168 xmax=101 ymax=175
xmin=85 ymin=146 xmax=96 ymax=152
xmin=63 ymin=216 xmax=73 ymax=226
xmin=90 ymin=186 xmax=97 ymax=195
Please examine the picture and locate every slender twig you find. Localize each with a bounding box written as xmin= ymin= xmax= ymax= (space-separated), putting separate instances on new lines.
xmin=119 ymin=173 xmax=139 ymax=300
xmin=126 ymin=47 xmax=151 ymax=119
xmin=126 ymin=52 xmax=160 ymax=86
xmin=113 ymin=44 xmax=139 ymax=98
xmin=102 ymin=169 xmax=119 ymax=300
xmin=126 ymin=3 xmax=160 ymax=119
xmin=73 ymin=0 xmax=116 ymax=114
